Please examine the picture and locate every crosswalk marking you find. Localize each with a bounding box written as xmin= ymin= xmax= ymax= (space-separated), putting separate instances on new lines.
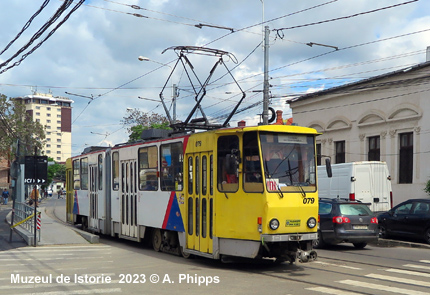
xmin=365 ymin=273 xmax=430 ymax=287
xmin=403 ymin=264 xmax=430 ymax=270
xmin=306 ymin=287 xmax=363 ymax=294
xmin=338 ymin=279 xmax=429 ymax=295
xmin=18 ymin=288 xmax=121 ymax=295
xmin=385 ymin=268 xmax=430 ymax=278
xmin=312 ymin=261 xmax=362 ymax=270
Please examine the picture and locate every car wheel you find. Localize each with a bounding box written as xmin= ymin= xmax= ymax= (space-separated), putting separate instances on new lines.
xmin=353 ymin=242 xmax=367 ymax=249
xmin=312 ymin=231 xmax=326 ymax=249
xmin=425 ymin=228 xmax=430 ymax=244
xmin=379 ymin=224 xmax=389 ymax=239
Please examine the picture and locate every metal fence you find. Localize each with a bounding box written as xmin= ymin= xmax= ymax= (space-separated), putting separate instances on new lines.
xmin=13 ymin=202 xmax=40 ymax=236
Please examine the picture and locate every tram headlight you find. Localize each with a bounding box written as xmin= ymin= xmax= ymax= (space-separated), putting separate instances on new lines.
xmin=307 ymin=217 xmax=317 ymax=228
xmin=269 ymin=218 xmax=279 ymax=230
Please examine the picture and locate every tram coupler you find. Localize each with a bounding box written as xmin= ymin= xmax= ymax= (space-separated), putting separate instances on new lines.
xmin=297 ymin=250 xmax=317 ymax=263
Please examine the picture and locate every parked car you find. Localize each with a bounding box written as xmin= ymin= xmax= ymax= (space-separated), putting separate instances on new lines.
xmin=313 ymin=198 xmax=379 ymax=249
xmin=378 ymin=198 xmax=430 ymax=244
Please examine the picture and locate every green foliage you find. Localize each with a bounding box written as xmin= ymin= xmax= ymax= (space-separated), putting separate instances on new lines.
xmin=47 ymin=157 xmax=66 ymax=185
xmin=0 ymin=94 xmax=45 ymax=158
xmin=424 ymin=179 xmax=430 ymax=196
xmin=122 ymin=109 xmax=170 ymax=142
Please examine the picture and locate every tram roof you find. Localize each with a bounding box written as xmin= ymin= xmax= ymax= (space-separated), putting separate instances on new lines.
xmin=213 ymin=124 xmax=320 ymax=135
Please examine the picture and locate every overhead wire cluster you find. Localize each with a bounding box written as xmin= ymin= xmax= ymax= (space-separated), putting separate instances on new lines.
xmin=0 ymin=0 xmax=85 ymax=75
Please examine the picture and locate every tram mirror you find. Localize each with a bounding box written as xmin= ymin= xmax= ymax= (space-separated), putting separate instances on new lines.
xmin=325 ymin=158 xmax=332 ymax=178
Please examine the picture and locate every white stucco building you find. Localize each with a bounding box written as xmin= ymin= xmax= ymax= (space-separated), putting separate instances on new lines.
xmin=288 ymin=59 xmax=430 ymax=206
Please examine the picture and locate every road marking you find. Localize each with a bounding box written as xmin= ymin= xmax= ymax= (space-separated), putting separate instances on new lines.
xmin=403 ymin=264 xmax=430 ymax=270
xmin=307 ymin=287 xmax=362 ymax=294
xmin=419 ymin=260 xmax=430 ymax=264
xmin=338 ymin=279 xmax=429 ymax=295
xmin=365 ymin=273 xmax=430 ymax=287
xmin=385 ymin=268 xmax=430 ymax=278
xmin=18 ymin=288 xmax=121 ymax=295
xmin=312 ymin=261 xmax=362 ymax=270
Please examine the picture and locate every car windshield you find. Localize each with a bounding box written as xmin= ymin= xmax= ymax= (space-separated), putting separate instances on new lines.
xmin=260 ymin=132 xmax=316 ymax=193
xmin=339 ymin=204 xmax=372 ymax=216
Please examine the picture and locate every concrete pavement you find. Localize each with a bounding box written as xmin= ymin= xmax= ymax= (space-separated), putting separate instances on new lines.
xmin=2 ymin=195 xmax=98 ymax=247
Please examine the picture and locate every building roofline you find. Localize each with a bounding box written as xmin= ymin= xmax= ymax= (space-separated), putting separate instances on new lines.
xmin=288 ymin=61 xmax=430 ymax=104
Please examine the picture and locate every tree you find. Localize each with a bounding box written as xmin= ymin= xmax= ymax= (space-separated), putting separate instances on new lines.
xmin=47 ymin=157 xmax=66 ymax=185
xmin=0 ymin=94 xmax=45 ymax=158
xmin=121 ymin=109 xmax=170 ymax=142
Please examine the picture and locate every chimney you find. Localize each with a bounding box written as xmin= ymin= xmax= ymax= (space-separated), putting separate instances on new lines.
xmin=272 ymin=110 xmax=284 ymax=125
xmin=238 ymin=120 xmax=246 ymax=127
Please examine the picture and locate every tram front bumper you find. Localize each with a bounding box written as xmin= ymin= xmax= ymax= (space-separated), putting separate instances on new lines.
xmin=261 ymin=233 xmax=317 ymax=242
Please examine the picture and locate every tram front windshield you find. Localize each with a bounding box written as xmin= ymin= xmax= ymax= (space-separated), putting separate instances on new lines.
xmin=260 ymin=132 xmax=316 ymax=193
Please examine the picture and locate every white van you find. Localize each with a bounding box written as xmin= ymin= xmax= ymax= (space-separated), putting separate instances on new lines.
xmin=317 ymin=161 xmax=392 ymax=212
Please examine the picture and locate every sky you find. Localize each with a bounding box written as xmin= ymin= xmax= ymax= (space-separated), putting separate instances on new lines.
xmin=0 ymin=0 xmax=429 ymax=158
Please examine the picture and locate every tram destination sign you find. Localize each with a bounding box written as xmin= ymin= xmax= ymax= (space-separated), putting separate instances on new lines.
xmin=24 ymin=156 xmax=48 ymax=184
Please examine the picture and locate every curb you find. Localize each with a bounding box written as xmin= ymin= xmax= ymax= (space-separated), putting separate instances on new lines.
xmin=371 ymin=238 xmax=430 ymax=249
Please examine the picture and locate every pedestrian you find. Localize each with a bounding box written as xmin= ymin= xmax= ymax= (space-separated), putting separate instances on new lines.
xmin=2 ymin=188 xmax=9 ymax=205
xmin=30 ymin=187 xmax=39 ymax=207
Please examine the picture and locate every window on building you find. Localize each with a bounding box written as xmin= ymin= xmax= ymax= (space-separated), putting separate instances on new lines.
xmin=57 ymin=115 xmax=61 ymax=118
xmin=335 ymin=141 xmax=345 ymax=164
xmin=47 ymin=150 xmax=51 ymax=154
xmin=36 ymin=106 xmax=40 ymax=109
xmin=316 ymin=143 xmax=322 ymax=166
xmin=57 ymin=121 xmax=61 ymax=124
xmin=36 ymin=119 xmax=40 ymax=122
xmin=57 ymin=139 xmax=61 ymax=142
xmin=368 ymin=136 xmax=380 ymax=161
xmin=138 ymin=146 xmax=158 ymax=191
xmin=47 ymin=114 xmax=51 ymax=117
xmin=47 ymin=107 xmax=51 ymax=111
xmin=57 ymin=145 xmax=61 ymax=148
xmin=47 ymin=138 xmax=51 ymax=141
xmin=47 ymin=120 xmax=51 ymax=123
xmin=399 ymin=132 xmax=413 ymax=184
xmin=160 ymin=142 xmax=183 ymax=191
xmin=46 ymin=144 xmax=51 ymax=148
xmin=56 ymin=157 xmax=61 ymax=161
xmin=36 ymin=112 xmax=40 ymax=116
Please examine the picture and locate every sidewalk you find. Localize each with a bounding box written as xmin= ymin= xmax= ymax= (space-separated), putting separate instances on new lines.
xmin=2 ymin=195 xmax=98 ymax=247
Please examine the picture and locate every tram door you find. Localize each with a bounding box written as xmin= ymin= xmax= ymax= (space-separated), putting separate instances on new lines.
xmin=186 ymin=153 xmax=213 ymax=254
xmin=120 ymin=160 xmax=138 ymax=238
xmin=89 ymin=165 xmax=98 ymax=229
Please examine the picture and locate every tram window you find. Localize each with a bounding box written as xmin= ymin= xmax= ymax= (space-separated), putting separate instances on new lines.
xmin=188 ymin=156 xmax=193 ymax=195
xmin=243 ymin=132 xmax=263 ymax=192
xmin=209 ymin=198 xmax=213 ymax=239
xmin=138 ymin=146 xmax=158 ymax=191
xmin=195 ymin=198 xmax=200 ymax=237
xmin=160 ymin=142 xmax=183 ymax=191
xmin=202 ymin=156 xmax=207 ymax=196
xmin=210 ymin=155 xmax=213 ymax=195
xmin=195 ymin=156 xmax=199 ymax=195
xmin=217 ymin=135 xmax=239 ymax=192
xmin=80 ymin=158 xmax=88 ymax=190
xmin=73 ymin=160 xmax=80 ymax=190
xmin=188 ymin=197 xmax=193 ymax=235
xmin=112 ymin=152 xmax=119 ymax=191
xmin=98 ymin=154 xmax=103 ymax=191
xmin=202 ymin=198 xmax=207 ymax=238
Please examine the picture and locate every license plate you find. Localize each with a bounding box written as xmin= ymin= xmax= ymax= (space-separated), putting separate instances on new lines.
xmin=353 ymin=225 xmax=368 ymax=230
xmin=286 ymin=220 xmax=300 ymax=227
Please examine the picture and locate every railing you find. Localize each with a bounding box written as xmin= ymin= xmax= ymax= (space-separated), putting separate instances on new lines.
xmin=13 ymin=202 xmax=39 ymax=236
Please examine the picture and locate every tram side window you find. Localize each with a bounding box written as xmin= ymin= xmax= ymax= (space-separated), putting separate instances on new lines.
xmin=98 ymin=154 xmax=103 ymax=191
xmin=112 ymin=152 xmax=119 ymax=191
xmin=80 ymin=158 xmax=88 ymax=190
xmin=243 ymin=132 xmax=263 ymax=192
xmin=217 ymin=135 xmax=239 ymax=192
xmin=73 ymin=160 xmax=80 ymax=190
xmin=160 ymin=142 xmax=183 ymax=191
xmin=138 ymin=146 xmax=158 ymax=191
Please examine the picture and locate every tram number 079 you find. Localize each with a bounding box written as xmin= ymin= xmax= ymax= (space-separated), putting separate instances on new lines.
xmin=303 ymin=197 xmax=315 ymax=204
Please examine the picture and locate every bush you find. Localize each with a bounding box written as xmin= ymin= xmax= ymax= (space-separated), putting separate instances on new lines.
xmin=424 ymin=179 xmax=430 ymax=196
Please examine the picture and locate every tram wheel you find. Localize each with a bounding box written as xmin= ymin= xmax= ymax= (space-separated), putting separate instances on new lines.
xmin=179 ymin=246 xmax=191 ymax=259
xmin=152 ymin=229 xmax=162 ymax=252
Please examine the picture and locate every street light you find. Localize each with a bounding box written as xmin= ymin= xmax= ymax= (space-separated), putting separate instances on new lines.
xmin=138 ymin=56 xmax=177 ymax=123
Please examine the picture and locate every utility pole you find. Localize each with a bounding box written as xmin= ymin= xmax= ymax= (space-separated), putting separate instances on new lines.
xmin=262 ymin=25 xmax=270 ymax=125
xmin=172 ymin=84 xmax=177 ymax=123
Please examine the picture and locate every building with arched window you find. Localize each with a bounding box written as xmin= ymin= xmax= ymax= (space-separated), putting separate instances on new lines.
xmin=288 ymin=59 xmax=430 ymax=206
